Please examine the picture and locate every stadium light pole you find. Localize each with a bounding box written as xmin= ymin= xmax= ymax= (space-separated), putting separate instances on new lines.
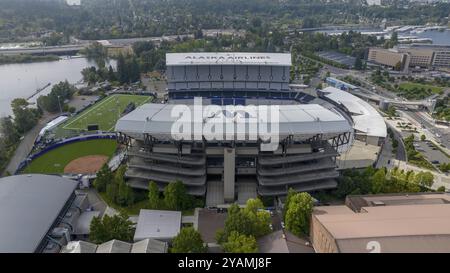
xmin=57 ymin=95 xmax=62 ymax=114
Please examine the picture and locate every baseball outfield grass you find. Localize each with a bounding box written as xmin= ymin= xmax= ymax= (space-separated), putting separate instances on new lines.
xmin=23 ymin=139 xmax=117 ymax=174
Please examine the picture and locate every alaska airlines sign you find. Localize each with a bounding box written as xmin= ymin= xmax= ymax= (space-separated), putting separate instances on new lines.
xmin=184 ymin=55 xmax=272 ymax=63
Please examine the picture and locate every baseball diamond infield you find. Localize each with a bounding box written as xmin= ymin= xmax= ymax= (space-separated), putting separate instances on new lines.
xmin=64 ymin=155 xmax=109 ymax=174
xmin=23 ymin=139 xmax=117 ymax=174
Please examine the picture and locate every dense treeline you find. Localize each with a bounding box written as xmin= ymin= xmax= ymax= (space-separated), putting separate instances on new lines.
xmin=0 ymin=54 xmax=59 ymax=65
xmin=37 ymin=81 xmax=77 ymax=113
xmin=0 ymin=0 xmax=448 ymax=42
xmin=0 ymin=99 xmax=42 ymax=173
xmin=334 ymin=166 xmax=435 ymax=199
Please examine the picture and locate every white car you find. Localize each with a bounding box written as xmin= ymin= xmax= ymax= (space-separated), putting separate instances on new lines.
xmin=281 ymin=221 xmax=285 ymax=229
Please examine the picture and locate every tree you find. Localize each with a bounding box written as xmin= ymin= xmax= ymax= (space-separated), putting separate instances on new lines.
xmin=107 ymin=65 xmax=116 ymax=82
xmin=11 ymin=98 xmax=40 ymax=134
xmin=171 ymin=227 xmax=207 ymax=253
xmin=89 ymin=213 xmax=134 ymax=244
xmin=115 ymin=165 xmax=134 ymax=206
xmin=222 ymin=231 xmax=258 ymax=253
xmin=243 ymin=198 xmax=271 ymax=237
xmin=116 ymin=54 xmax=128 ymax=84
xmin=414 ymin=171 xmax=434 ymax=188
xmin=148 ymin=181 xmax=161 ymax=209
xmin=285 ymin=192 xmax=314 ymax=236
xmin=0 ymin=116 xmax=19 ymax=145
xmin=164 ymin=181 xmax=189 ymax=210
xmin=371 ymin=168 xmax=387 ymax=193
xmin=420 ymin=134 xmax=426 ymax=141
xmin=283 ymin=188 xmax=296 ymax=220
xmin=37 ymin=81 xmax=76 ymax=113
xmin=354 ymin=58 xmax=363 ymax=70
xmin=93 ymin=164 xmax=113 ymax=192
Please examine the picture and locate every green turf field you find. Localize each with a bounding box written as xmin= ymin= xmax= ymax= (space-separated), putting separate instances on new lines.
xmin=62 ymin=94 xmax=152 ymax=131
xmin=23 ymin=139 xmax=117 ymax=174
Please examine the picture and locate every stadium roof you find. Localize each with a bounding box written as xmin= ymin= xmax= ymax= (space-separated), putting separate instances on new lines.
xmin=115 ymin=103 xmax=352 ymax=141
xmin=134 ymin=209 xmax=182 ymax=241
xmin=321 ymin=87 xmax=387 ymax=138
xmin=0 ymin=174 xmax=78 ymax=253
xmin=166 ymin=52 xmax=292 ymax=66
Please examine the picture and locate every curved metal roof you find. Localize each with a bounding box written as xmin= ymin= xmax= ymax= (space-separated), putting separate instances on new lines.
xmin=115 ymin=103 xmax=353 ymax=142
xmin=321 ymin=87 xmax=387 ymax=138
xmin=0 ymin=174 xmax=78 ymax=253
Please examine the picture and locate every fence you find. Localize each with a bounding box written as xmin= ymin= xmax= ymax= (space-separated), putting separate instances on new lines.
xmin=15 ymin=133 xmax=117 ymax=174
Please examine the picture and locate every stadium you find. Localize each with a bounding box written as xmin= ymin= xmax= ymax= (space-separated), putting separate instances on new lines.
xmin=115 ymin=52 xmax=381 ymax=206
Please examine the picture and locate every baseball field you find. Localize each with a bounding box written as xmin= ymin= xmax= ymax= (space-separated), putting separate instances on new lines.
xmin=61 ymin=94 xmax=152 ymax=132
xmin=23 ymin=139 xmax=118 ymax=174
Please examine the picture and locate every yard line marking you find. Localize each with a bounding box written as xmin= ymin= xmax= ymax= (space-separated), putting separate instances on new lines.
xmin=63 ymin=95 xmax=152 ymax=131
xmin=63 ymin=95 xmax=117 ymax=129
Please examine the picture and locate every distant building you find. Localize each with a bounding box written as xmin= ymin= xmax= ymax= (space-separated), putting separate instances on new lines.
xmin=325 ymin=77 xmax=360 ymax=92
xmin=367 ymin=48 xmax=409 ymax=71
xmin=368 ymin=44 xmax=450 ymax=71
xmin=311 ymin=192 xmax=450 ymax=253
xmin=0 ymin=174 xmax=98 ymax=253
xmin=133 ymin=209 xmax=182 ymax=242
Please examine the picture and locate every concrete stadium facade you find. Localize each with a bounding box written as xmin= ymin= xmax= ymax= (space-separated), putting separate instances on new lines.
xmin=115 ymin=53 xmax=354 ymax=206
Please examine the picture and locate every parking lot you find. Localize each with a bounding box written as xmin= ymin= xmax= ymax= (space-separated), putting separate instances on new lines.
xmin=316 ymin=51 xmax=356 ymax=68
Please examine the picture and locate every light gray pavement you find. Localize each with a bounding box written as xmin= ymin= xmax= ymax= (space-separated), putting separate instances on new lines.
xmin=78 ymin=188 xmax=108 ymax=217
xmin=376 ymin=136 xmax=395 ymax=168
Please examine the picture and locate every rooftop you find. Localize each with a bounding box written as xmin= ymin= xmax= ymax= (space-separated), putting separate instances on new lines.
xmin=321 ymin=86 xmax=387 ymax=138
xmin=115 ymin=103 xmax=352 ymax=141
xmin=0 ymin=174 xmax=78 ymax=253
xmin=133 ymin=209 xmax=182 ymax=241
xmin=313 ymin=192 xmax=450 ymax=252
xmin=61 ymin=239 xmax=168 ymax=253
xmin=166 ymin=52 xmax=292 ymax=66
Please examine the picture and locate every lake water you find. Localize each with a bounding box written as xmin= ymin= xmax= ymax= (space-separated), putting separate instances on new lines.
xmin=414 ymin=29 xmax=450 ymax=45
xmin=0 ymin=57 xmax=115 ymax=117
xmin=317 ymin=28 xmax=450 ymax=45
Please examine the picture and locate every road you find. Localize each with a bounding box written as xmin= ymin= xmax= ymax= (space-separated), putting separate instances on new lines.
xmin=404 ymin=109 xmax=450 ymax=150
xmin=0 ymin=44 xmax=86 ymax=55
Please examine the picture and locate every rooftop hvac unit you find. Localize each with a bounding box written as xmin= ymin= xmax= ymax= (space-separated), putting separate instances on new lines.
xmin=51 ymin=227 xmax=71 ymax=245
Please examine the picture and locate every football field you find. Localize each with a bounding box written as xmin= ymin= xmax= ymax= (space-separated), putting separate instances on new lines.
xmin=62 ymin=94 xmax=152 ymax=131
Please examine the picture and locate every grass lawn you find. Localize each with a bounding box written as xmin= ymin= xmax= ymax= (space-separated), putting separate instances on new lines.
xmin=23 ymin=139 xmax=117 ymax=174
xmin=398 ymin=82 xmax=443 ymax=94
xmin=61 ymin=94 xmax=152 ymax=131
